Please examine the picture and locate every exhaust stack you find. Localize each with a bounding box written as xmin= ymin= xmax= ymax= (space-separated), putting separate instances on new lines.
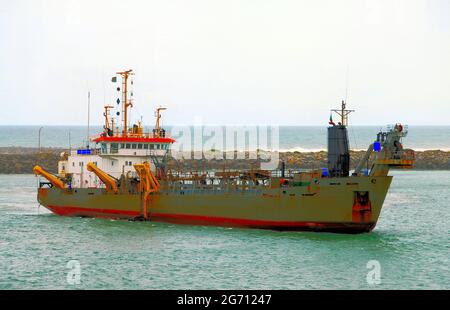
xmin=327 ymin=100 xmax=354 ymax=178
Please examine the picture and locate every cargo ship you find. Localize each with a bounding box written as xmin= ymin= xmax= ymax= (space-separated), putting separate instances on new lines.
xmin=34 ymin=69 xmax=415 ymax=233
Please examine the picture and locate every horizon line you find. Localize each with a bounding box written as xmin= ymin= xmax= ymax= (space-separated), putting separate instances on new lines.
xmin=1 ymin=124 xmax=450 ymax=127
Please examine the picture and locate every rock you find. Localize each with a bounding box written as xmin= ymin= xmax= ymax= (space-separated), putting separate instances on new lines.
xmin=1 ymin=147 xmax=449 ymax=174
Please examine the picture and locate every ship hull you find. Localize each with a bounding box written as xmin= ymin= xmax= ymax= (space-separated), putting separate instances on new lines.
xmin=37 ymin=175 xmax=392 ymax=234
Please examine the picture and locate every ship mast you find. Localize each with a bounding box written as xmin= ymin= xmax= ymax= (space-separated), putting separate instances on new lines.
xmin=117 ymin=69 xmax=134 ymax=137
xmin=103 ymin=105 xmax=114 ymax=131
xmin=87 ymin=91 xmax=90 ymax=149
xmin=331 ymin=100 xmax=354 ymax=127
xmin=154 ymin=107 xmax=166 ymax=138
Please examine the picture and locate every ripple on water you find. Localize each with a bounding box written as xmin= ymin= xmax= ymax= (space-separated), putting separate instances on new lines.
xmin=0 ymin=172 xmax=449 ymax=289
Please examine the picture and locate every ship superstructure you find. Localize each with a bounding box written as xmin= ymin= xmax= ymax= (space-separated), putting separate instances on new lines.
xmin=34 ymin=70 xmax=415 ymax=233
xmin=56 ymin=70 xmax=174 ymax=189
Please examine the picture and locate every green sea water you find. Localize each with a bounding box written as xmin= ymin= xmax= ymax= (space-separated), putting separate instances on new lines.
xmin=0 ymin=172 xmax=449 ymax=290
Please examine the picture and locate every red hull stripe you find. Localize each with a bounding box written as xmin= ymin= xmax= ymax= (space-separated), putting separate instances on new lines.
xmin=47 ymin=205 xmax=140 ymax=217
xmin=92 ymin=136 xmax=175 ymax=143
xmin=152 ymin=212 xmax=330 ymax=227
xmin=45 ymin=205 xmax=374 ymax=231
xmin=151 ymin=213 xmax=374 ymax=232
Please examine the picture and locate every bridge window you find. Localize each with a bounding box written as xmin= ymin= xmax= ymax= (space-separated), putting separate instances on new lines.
xmin=111 ymin=143 xmax=118 ymax=154
xmin=132 ymin=144 xmax=137 ymax=149
xmin=126 ymin=144 xmax=131 ymax=149
xmin=156 ymin=144 xmax=161 ymax=150
xmin=143 ymin=144 xmax=149 ymax=149
xmin=150 ymin=144 xmax=155 ymax=150
xmin=137 ymin=144 xmax=143 ymax=149
xmin=101 ymin=143 xmax=107 ymax=154
xmin=120 ymin=143 xmax=125 ymax=149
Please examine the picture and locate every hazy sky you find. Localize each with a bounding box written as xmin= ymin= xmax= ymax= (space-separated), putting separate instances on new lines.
xmin=1 ymin=0 xmax=449 ymax=126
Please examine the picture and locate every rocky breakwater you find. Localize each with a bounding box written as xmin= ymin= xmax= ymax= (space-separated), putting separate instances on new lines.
xmin=0 ymin=147 xmax=449 ymax=174
xmin=0 ymin=147 xmax=63 ymax=174
xmin=166 ymin=149 xmax=450 ymax=171
xmin=280 ymin=150 xmax=450 ymax=170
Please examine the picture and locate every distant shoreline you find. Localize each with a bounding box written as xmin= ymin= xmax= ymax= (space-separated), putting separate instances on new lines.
xmin=1 ymin=146 xmax=449 ymax=174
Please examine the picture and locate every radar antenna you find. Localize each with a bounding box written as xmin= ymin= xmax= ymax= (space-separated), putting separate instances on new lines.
xmin=331 ymin=100 xmax=355 ymax=127
xmin=154 ymin=107 xmax=167 ymax=138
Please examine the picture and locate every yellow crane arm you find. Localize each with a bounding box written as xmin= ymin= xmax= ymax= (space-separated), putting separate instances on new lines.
xmin=33 ymin=165 xmax=66 ymax=189
xmin=134 ymin=162 xmax=160 ymax=192
xmin=86 ymin=162 xmax=118 ymax=193
xmin=133 ymin=162 xmax=160 ymax=220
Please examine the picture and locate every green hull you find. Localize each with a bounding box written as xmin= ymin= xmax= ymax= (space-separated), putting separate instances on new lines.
xmin=37 ymin=175 xmax=392 ymax=233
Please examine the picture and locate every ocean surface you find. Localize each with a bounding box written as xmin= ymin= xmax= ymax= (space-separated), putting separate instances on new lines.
xmin=0 ymin=172 xmax=448 ymax=289
xmin=1 ymin=125 xmax=450 ymax=151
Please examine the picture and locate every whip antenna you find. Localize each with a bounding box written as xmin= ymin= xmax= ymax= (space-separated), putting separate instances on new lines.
xmin=345 ymin=65 xmax=349 ymax=104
